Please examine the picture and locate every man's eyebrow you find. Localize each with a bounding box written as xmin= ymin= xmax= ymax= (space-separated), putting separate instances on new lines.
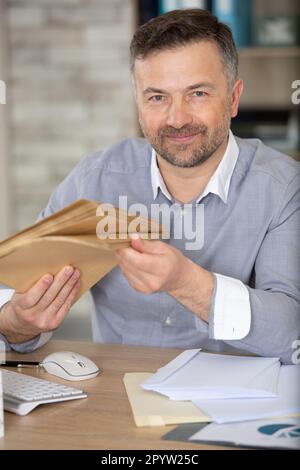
xmin=185 ymin=82 xmax=216 ymax=91
xmin=143 ymin=82 xmax=216 ymax=95
xmin=143 ymin=87 xmax=167 ymax=95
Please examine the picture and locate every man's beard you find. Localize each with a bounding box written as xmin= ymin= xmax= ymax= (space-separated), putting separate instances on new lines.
xmin=141 ymin=112 xmax=231 ymax=168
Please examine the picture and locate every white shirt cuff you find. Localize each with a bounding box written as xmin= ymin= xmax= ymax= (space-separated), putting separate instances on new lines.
xmin=0 ymin=289 xmax=14 ymax=309
xmin=34 ymin=332 xmax=53 ymax=348
xmin=210 ymin=273 xmax=251 ymax=340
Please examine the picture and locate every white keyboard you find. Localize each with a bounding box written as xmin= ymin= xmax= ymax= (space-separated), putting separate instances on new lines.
xmin=2 ymin=368 xmax=87 ymax=416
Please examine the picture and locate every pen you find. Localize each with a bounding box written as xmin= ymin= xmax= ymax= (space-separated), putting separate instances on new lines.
xmin=0 ymin=360 xmax=41 ymax=368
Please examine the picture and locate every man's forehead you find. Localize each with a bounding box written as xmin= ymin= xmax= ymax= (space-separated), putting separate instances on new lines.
xmin=133 ymin=42 xmax=224 ymax=90
xmin=134 ymin=41 xmax=221 ymax=66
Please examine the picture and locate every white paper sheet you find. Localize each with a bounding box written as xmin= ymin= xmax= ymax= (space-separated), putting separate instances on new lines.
xmin=192 ymin=365 xmax=300 ymax=423
xmin=189 ymin=417 xmax=300 ymax=449
xmin=142 ymin=350 xmax=280 ymax=400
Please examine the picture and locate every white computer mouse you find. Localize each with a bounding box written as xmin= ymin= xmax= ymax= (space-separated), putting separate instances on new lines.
xmin=41 ymin=351 xmax=100 ymax=381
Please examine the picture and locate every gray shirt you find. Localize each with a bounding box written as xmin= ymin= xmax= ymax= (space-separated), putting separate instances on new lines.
xmin=1 ymin=135 xmax=300 ymax=363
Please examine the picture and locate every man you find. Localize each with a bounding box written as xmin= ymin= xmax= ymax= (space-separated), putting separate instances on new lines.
xmin=0 ymin=9 xmax=299 ymax=363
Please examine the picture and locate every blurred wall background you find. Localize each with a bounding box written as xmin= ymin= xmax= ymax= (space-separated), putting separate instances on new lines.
xmin=0 ymin=0 xmax=299 ymax=341
xmin=2 ymin=0 xmax=137 ymax=233
xmin=0 ymin=0 xmax=137 ymax=340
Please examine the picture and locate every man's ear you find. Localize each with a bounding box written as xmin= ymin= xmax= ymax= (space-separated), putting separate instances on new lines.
xmin=231 ymin=79 xmax=244 ymax=118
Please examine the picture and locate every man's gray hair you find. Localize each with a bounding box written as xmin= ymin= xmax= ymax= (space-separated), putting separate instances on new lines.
xmin=130 ymin=9 xmax=238 ymax=88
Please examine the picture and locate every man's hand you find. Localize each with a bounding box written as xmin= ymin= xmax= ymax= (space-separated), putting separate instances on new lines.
xmin=115 ymin=235 xmax=214 ymax=323
xmin=0 ymin=266 xmax=80 ymax=344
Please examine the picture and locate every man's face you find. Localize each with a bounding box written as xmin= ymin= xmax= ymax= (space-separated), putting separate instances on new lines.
xmin=133 ymin=41 xmax=241 ymax=168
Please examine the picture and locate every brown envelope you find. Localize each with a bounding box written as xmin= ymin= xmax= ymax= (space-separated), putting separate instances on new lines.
xmin=0 ymin=199 xmax=164 ymax=299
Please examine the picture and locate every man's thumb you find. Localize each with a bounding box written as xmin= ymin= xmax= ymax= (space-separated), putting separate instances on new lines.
xmin=130 ymin=233 xmax=145 ymax=253
xmin=130 ymin=233 xmax=160 ymax=254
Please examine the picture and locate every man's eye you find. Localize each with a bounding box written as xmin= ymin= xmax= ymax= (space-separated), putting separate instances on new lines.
xmin=149 ymin=95 xmax=164 ymax=102
xmin=193 ymin=91 xmax=206 ymax=97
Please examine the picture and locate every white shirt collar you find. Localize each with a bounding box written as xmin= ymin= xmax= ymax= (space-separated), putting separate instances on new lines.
xmin=151 ymin=130 xmax=239 ymax=204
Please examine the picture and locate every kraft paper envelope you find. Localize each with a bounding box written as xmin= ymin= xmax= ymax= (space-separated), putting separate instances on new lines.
xmin=0 ymin=236 xmax=122 ymax=300
xmin=123 ymin=372 xmax=211 ymax=427
xmin=0 ymin=199 xmax=164 ymax=299
xmin=0 ymin=199 xmax=162 ymax=257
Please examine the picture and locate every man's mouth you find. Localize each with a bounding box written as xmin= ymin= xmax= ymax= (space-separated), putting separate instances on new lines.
xmin=165 ymin=132 xmax=200 ymax=143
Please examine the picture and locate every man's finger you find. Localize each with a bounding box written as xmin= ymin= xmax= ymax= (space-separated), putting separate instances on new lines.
xmin=130 ymin=234 xmax=165 ymax=255
xmin=19 ymin=273 xmax=54 ymax=309
xmin=118 ymin=246 xmax=165 ymax=276
xmin=45 ymin=269 xmax=81 ymax=315
xmin=35 ymin=266 xmax=77 ymax=311
xmin=118 ymin=268 xmax=151 ymax=294
xmin=53 ymin=280 xmax=81 ymax=326
xmin=119 ymin=259 xmax=159 ymax=290
xmin=130 ymin=233 xmax=145 ymax=253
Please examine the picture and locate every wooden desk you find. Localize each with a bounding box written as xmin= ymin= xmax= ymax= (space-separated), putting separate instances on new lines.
xmin=0 ymin=340 xmax=225 ymax=450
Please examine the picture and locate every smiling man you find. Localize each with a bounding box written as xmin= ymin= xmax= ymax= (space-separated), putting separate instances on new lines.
xmin=0 ymin=9 xmax=299 ymax=363
xmin=135 ymin=42 xmax=236 ymax=171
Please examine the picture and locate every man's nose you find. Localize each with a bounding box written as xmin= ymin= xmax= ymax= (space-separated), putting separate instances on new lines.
xmin=166 ymin=99 xmax=193 ymax=128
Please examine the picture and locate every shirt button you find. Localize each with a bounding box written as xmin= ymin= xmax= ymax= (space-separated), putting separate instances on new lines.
xmin=165 ymin=316 xmax=172 ymax=326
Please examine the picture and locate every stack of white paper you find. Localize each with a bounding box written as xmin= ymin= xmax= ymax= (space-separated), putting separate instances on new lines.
xmin=142 ymin=350 xmax=280 ymax=400
xmin=192 ymin=365 xmax=300 ymax=423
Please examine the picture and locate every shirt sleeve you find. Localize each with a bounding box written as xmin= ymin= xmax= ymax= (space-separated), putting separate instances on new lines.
xmin=223 ymin=172 xmax=300 ymax=364
xmin=0 ymin=331 xmax=52 ymax=353
xmin=0 ymin=288 xmax=14 ymax=308
xmin=209 ymin=273 xmax=251 ymax=340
